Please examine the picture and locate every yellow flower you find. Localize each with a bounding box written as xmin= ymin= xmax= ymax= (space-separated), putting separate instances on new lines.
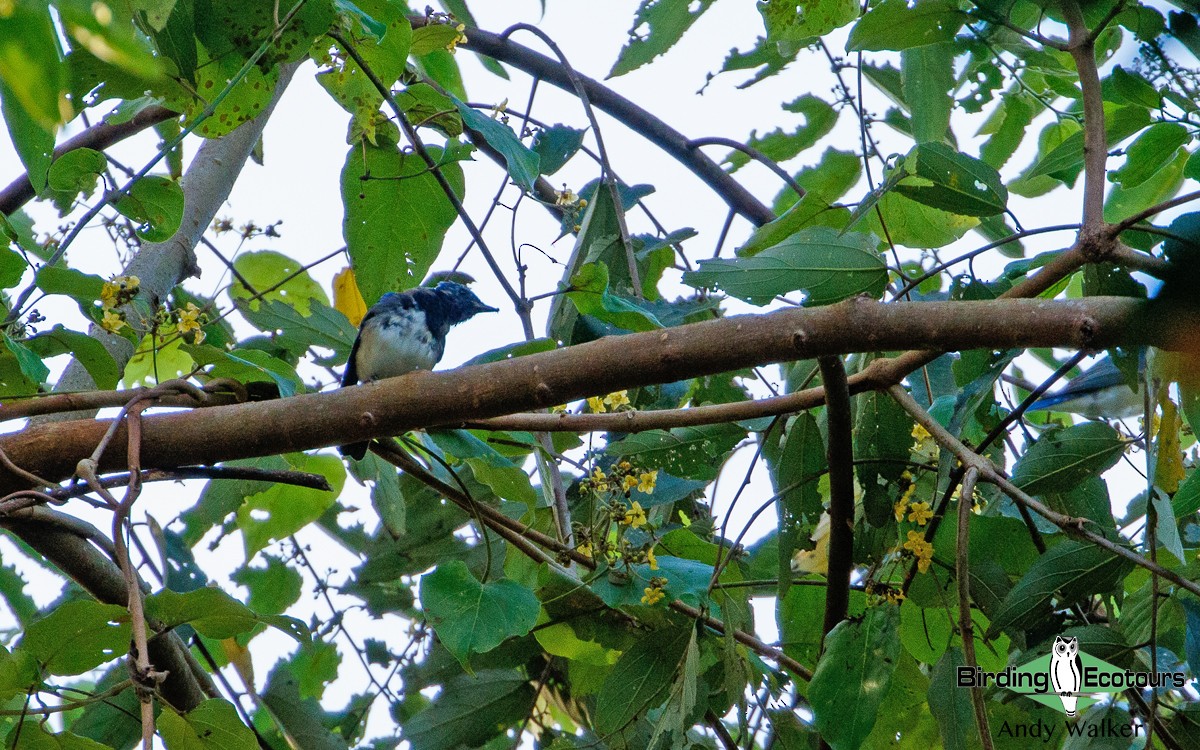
xmin=589 ymin=467 xmax=609 ymax=493
xmin=604 ymin=391 xmax=630 ymax=409
xmin=177 ymin=302 xmax=205 ymax=344
xmin=884 ymin=589 xmax=905 ymax=605
xmin=100 ymin=275 xmax=139 ymax=309
xmin=916 ymin=547 xmax=934 ymax=573
xmin=587 ymin=396 xmax=606 ymax=413
xmin=646 ymin=547 xmax=658 ymax=570
xmin=100 ymin=309 xmax=126 ymax=333
xmin=637 ymin=470 xmax=658 ymax=494
xmin=622 ymin=474 xmax=639 ymax=492
xmin=577 ymin=541 xmax=593 ymax=559
xmin=893 ymin=498 xmax=908 ymax=523
xmin=641 ymin=586 xmax=665 ymax=605
xmin=911 ymin=423 xmax=932 ymax=443
xmin=903 ymin=530 xmax=934 ymax=573
xmin=907 ymin=501 xmax=934 ymax=526
xmin=447 ymin=22 xmax=468 ymax=53
xmin=555 ymin=188 xmax=578 ymax=207
xmin=622 ymin=501 xmax=647 ymax=529
xmin=902 ymin=530 xmax=925 ymax=553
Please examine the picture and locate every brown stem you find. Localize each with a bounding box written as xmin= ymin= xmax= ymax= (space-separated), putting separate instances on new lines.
xmin=818 ymin=356 xmax=853 ymax=641
xmin=957 ymin=467 xmax=994 ymax=750
xmin=1063 ymin=0 xmax=1106 ymax=233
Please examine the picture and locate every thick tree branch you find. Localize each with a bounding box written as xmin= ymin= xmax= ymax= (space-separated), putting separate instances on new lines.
xmin=0 ymin=296 xmax=1164 ymax=491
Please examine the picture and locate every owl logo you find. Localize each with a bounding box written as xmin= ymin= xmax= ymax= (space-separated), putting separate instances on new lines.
xmin=1050 ymin=635 xmax=1082 ymax=716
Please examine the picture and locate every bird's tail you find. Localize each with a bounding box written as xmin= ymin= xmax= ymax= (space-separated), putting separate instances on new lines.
xmin=339 ymin=441 xmax=369 ymax=461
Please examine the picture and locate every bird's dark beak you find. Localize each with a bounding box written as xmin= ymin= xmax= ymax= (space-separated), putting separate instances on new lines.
xmin=478 ymin=303 xmax=499 ymax=313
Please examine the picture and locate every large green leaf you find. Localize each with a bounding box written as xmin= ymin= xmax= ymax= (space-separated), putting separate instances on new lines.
xmin=1011 ymin=422 xmax=1126 ymax=496
xmin=403 ymin=669 xmax=535 ymax=750
xmin=342 ymin=141 xmax=463 ymax=305
xmin=1109 ymin=122 xmax=1189 ymax=190
xmin=158 ymin=699 xmax=258 ymax=750
xmin=759 ymin=0 xmax=858 ymax=56
xmin=114 ymin=175 xmax=185 ymax=242
xmin=566 ymin=261 xmax=662 ymax=332
xmin=609 ymin=0 xmax=718 ymax=76
xmin=144 ymin=587 xmax=309 ymax=643
xmin=726 ymin=95 xmax=838 ymax=173
xmin=21 ymin=601 xmax=129 ymax=676
xmin=607 ymin=423 xmax=745 ymax=482
xmin=236 ymin=453 xmax=346 ymax=558
xmin=25 ymin=326 xmax=120 ymax=389
xmin=809 ymin=605 xmax=901 ymax=749
xmin=683 ymin=226 xmax=886 ymax=306
xmin=928 ymin=649 xmax=977 ymax=750
xmin=453 ymin=96 xmax=539 ymax=191
xmin=763 ymin=413 xmax=825 ymax=598
xmin=595 ymin=625 xmax=693 ymax=735
xmin=902 ymin=42 xmax=954 ymax=144
xmin=990 ymin=540 xmax=1132 ymax=634
xmin=0 ymin=0 xmax=64 ymax=134
xmin=419 ymin=560 xmax=540 ymax=668
xmin=891 ymin=143 xmax=1008 ymax=217
xmin=846 ymin=0 xmax=966 ymax=51
xmin=230 ymin=249 xmax=330 ymax=316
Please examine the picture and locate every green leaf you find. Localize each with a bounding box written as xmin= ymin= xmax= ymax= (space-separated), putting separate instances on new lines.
xmin=0 ymin=0 xmax=64 ymax=132
xmin=762 ymin=414 xmax=825 ymax=598
xmin=566 ymin=261 xmax=662 ymax=332
xmin=683 ymin=226 xmax=886 ymax=306
xmin=979 ymin=92 xmax=1036 ymax=170
xmin=410 ymin=23 xmax=459 ymax=55
xmin=319 ymin=9 xmax=411 ymax=129
xmin=590 ymin=555 xmax=717 ymax=611
xmin=22 ymin=600 xmax=129 ymax=676
xmin=124 ymin=334 xmax=195 ymax=387
xmin=809 ymin=606 xmax=901 ymax=749
xmin=928 ymin=649 xmax=977 ymax=750
xmin=114 ymin=175 xmax=185 ymax=242
xmin=237 ymin=453 xmax=346 ymax=558
xmin=182 ymin=41 xmax=279 ymax=139
xmin=144 ymin=587 xmax=309 ymax=643
xmin=35 ymin=265 xmax=104 ymax=304
xmin=230 ymin=554 xmax=303 ymax=615
xmin=866 ymin=190 xmax=979 ymax=249
xmin=230 ymin=249 xmax=330 ymax=316
xmin=772 ymin=147 xmax=862 ymax=214
xmin=403 ymin=670 xmax=535 ymax=750
xmin=419 ymin=560 xmax=540 ymax=668
xmin=1011 ymin=422 xmax=1126 ymax=496
xmin=25 ymin=326 xmax=120 ymax=389
xmin=342 ymin=141 xmax=463 ymax=305
xmin=3 ymin=334 xmax=48 ymax=386
xmin=261 ymin=664 xmax=351 ymax=750
xmin=607 ymin=423 xmax=745 ymax=482
xmin=47 ymin=147 xmax=106 ymax=197
xmin=609 ymin=0 xmax=717 ymax=76
xmin=1109 ymin=65 xmax=1160 ymax=108
xmin=1109 ymin=122 xmax=1189 ymax=190
xmin=452 ymin=96 xmax=539 ymax=191
xmin=856 ymin=389 xmax=915 ymax=526
xmin=595 ymin=625 xmax=692 ymax=735
xmin=990 ymin=540 xmax=1132 ymax=634
xmin=846 ymin=0 xmax=965 ymax=51
xmin=0 ymin=78 xmax=55 ymax=195
xmin=726 ymin=94 xmax=837 ymax=172
xmin=759 ymin=0 xmax=858 ymax=56
xmin=902 ymin=42 xmax=954 ymax=144
xmin=1104 ymin=147 xmax=1188 ymax=224
xmin=892 ymin=143 xmax=1008 ymax=217
xmin=426 ymin=429 xmax=537 ymax=506
xmin=531 ymin=124 xmax=585 ymax=175
xmin=394 ymin=82 xmax=461 ymax=137
xmin=1024 ymin=104 xmax=1152 ymax=183
xmin=158 ymin=698 xmax=258 ymax=750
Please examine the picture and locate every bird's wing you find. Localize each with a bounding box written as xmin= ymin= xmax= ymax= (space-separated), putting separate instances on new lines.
xmin=341 ymin=327 xmax=363 ymax=386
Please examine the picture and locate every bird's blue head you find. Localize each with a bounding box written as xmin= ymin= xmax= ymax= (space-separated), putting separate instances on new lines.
xmin=434 ymin=281 xmax=498 ymax=324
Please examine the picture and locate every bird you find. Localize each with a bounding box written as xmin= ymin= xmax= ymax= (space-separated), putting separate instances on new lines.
xmin=1049 ymin=635 xmax=1082 ymax=717
xmin=339 ymin=281 xmax=498 ymax=460
xmin=1026 ymin=353 xmax=1145 ymax=420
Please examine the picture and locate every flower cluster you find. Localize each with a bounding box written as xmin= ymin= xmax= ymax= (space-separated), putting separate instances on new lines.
xmin=175 ymin=302 xmax=207 ymax=344
xmin=910 ymin=422 xmax=938 ymax=465
xmin=99 ymin=275 xmax=139 ymax=333
xmin=903 ymin=530 xmax=935 ymax=574
xmin=865 ymin=580 xmax=905 ymax=606
xmin=447 ymin=23 xmax=468 ymax=53
xmin=892 ymin=470 xmax=919 ymax=522
xmin=641 ymin=576 xmax=668 ymax=606
xmin=587 ymin=390 xmax=631 ymax=413
xmin=576 ymin=460 xmax=662 ymax=580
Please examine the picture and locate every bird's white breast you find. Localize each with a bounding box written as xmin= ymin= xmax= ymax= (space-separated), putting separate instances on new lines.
xmin=354 ymin=310 xmax=439 ymax=381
